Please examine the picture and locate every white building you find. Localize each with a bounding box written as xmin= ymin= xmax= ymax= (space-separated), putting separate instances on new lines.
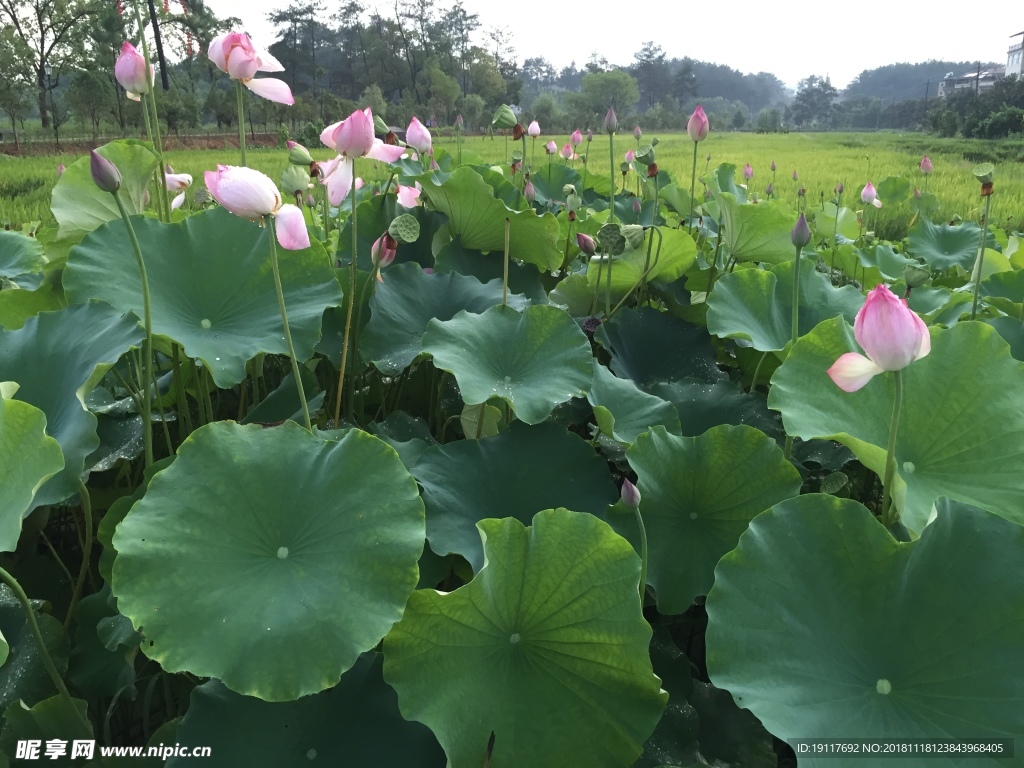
xmin=937 ymin=66 xmax=1006 ymax=98
xmin=1009 ymin=32 xmax=1024 ymax=77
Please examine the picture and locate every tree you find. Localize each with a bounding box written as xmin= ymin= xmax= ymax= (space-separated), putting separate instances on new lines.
xmin=0 ymin=27 xmax=32 ymax=149
xmin=426 ymin=66 xmax=460 ymax=123
xmin=530 ymin=92 xmax=560 ymax=128
xmin=359 ymin=84 xmax=387 ymax=118
xmin=460 ymin=92 xmax=484 ymax=130
xmin=68 ymin=69 xmax=112 ymax=139
xmin=581 ymin=70 xmax=640 ymax=114
xmin=631 ymin=42 xmax=669 ymax=109
xmin=0 ymin=0 xmax=95 ymax=128
xmin=791 ymin=75 xmax=838 ymax=128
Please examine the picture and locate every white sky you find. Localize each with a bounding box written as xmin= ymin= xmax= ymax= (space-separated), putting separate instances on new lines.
xmin=204 ymin=0 xmax=1022 ymax=89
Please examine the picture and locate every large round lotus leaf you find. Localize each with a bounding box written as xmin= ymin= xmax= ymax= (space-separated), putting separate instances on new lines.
xmin=66 ymin=588 xmax=135 ymax=699
xmin=434 ymin=239 xmax=548 ymax=304
xmin=421 ymin=304 xmax=592 ymax=424
xmin=652 ymin=380 xmax=783 ymax=440
xmin=64 ymin=208 xmax=342 ymax=388
xmin=384 ymin=509 xmax=668 ymax=768
xmin=0 ymin=231 xmax=45 ymax=282
xmin=907 ymin=218 xmax=992 ymax=271
xmin=769 ymin=317 xmax=1024 ymax=532
xmin=814 ymin=202 xmax=859 ymax=243
xmin=707 ymin=258 xmax=863 ymax=351
xmin=0 ymin=587 xmax=70 ymax=712
xmin=706 ymin=495 xmax=1024 ymax=759
xmin=51 ymin=139 xmax=158 ymax=241
xmin=714 ymin=193 xmax=795 ymax=265
xmin=0 ymin=303 xmax=143 ymax=508
xmin=411 ymin=421 xmax=617 ymax=571
xmin=585 ymin=228 xmax=697 ymax=298
xmin=360 ymin=262 xmax=528 ymax=375
xmin=595 ymin=308 xmax=724 ymax=389
xmin=986 ymin=316 xmax=1024 ymax=361
xmin=416 ymin=167 xmax=563 ymax=271
xmin=609 ymin=426 xmax=800 ymax=614
xmin=0 ymin=282 xmax=64 ymax=332
xmin=588 ymin=360 xmax=681 ymax=444
xmin=0 ymin=390 xmax=64 ymax=552
xmin=981 ymin=268 xmax=1024 ymax=316
xmin=111 ymin=421 xmax=425 ymax=701
xmin=170 ymin=653 xmax=444 ymax=768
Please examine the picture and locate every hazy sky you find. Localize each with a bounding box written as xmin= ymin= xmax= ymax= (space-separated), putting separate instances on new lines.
xmin=204 ymin=0 xmax=1022 ymax=90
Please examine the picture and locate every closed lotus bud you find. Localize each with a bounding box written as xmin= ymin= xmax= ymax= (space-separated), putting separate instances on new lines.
xmin=576 ymin=232 xmax=597 ymax=255
xmin=647 ymin=163 xmax=659 ymax=178
xmin=527 ymin=120 xmax=541 ymax=137
xmin=913 ymin=187 xmax=922 ymax=199
xmin=586 ymin=129 xmax=593 ymax=142
xmin=373 ymin=114 xmax=390 ymax=136
xmin=492 ymin=104 xmax=518 ymax=129
xmin=622 ymin=224 xmax=645 ymax=249
xmin=634 ymin=125 xmax=642 ymax=141
xmin=560 ymin=143 xmax=573 ymax=160
xmin=687 ymin=105 xmax=709 ymax=141
xmin=546 ymin=140 xmax=558 ymax=154
xmin=371 ymin=232 xmax=399 ymax=270
xmin=919 ymin=156 xmax=933 ymax=175
xmin=766 ymin=182 xmax=774 ymax=196
xmin=904 ymin=264 xmax=930 ymax=288
xmin=455 ymin=114 xmax=464 ymax=129
xmin=305 ymin=191 xmax=316 ymax=207
xmin=651 ymin=137 xmax=659 ymax=147
xmin=836 ymin=182 xmax=844 ymax=195
xmin=861 ymin=182 xmax=881 ymax=207
xmin=407 ymin=116 xmax=432 ymax=153
xmin=524 ymin=180 xmax=536 ymax=202
xmin=625 ymin=149 xmax=635 ymax=163
xmin=604 ymin=107 xmax=618 ymax=134
xmin=512 ymin=122 xmax=526 ymax=141
xmin=90 ymin=150 xmax=121 ymax=193
xmin=288 ymin=143 xmax=314 ymax=166
xmin=620 ymin=478 xmax=641 ymax=508
xmin=570 ymin=129 xmax=583 ymax=147
xmin=632 ymin=198 xmax=642 ymax=214
xmin=743 ymin=163 xmax=754 ymax=180
xmin=770 ymin=160 xmax=777 ymax=172
xmin=791 ymin=213 xmax=811 ymax=248
xmin=57 ymin=163 xmax=65 ymax=178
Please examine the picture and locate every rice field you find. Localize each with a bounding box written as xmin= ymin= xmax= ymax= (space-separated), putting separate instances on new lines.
xmin=2 ymin=131 xmax=1021 ymax=235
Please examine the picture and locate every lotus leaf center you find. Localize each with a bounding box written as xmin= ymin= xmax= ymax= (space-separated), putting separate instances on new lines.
xmin=876 ymin=678 xmax=892 ymax=694
xmin=277 ymin=546 xmax=289 ymax=559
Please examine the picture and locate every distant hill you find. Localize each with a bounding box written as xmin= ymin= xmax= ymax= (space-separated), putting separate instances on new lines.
xmin=842 ymin=61 xmax=1002 ymax=103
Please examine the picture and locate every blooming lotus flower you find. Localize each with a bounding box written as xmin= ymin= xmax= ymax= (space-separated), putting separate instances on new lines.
xmin=743 ymin=163 xmax=753 ymax=180
xmin=604 ymin=107 xmax=618 ymax=134
xmin=208 ymin=32 xmax=294 ymax=105
xmin=527 ymin=120 xmax=541 ymax=137
xmin=570 ymin=129 xmax=582 ymax=147
xmin=919 ymin=156 xmax=933 ymax=175
xmin=546 ymin=140 xmax=558 ymax=155
xmin=396 ymin=184 xmax=420 ymax=208
xmin=114 ymin=41 xmax=153 ymax=102
xmin=861 ymin=182 xmax=882 ymax=208
xmin=687 ymin=105 xmax=709 ymax=141
xmin=633 ymin=125 xmax=642 ymax=141
xmin=827 ymin=285 xmax=930 ymax=392
xmin=406 ymin=116 xmax=432 ymax=153
xmin=320 ymin=108 xmax=405 ymax=205
xmin=165 ymin=171 xmax=193 ymax=211
xmin=204 ymin=165 xmax=309 ymax=250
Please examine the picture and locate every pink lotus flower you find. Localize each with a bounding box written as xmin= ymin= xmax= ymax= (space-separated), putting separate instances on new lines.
xmin=743 ymin=163 xmax=753 ymax=180
xmin=633 ymin=125 xmax=642 ymax=141
xmin=165 ymin=171 xmax=193 ymax=211
xmin=861 ymin=182 xmax=882 ymax=208
xmin=455 ymin=114 xmax=464 ymax=129
xmin=546 ymin=140 xmax=558 ymax=155
xmin=207 ymin=32 xmax=294 ymax=105
xmin=406 ymin=116 xmax=432 ymax=154
xmin=114 ymin=41 xmax=153 ymax=102
xmin=687 ymin=105 xmax=709 ymax=142
xmin=827 ymin=285 xmax=930 ymax=392
xmin=570 ymin=129 xmax=582 ymax=147
xmin=204 ymin=165 xmax=309 ymax=250
xmin=625 ymin=149 xmax=635 ymax=163
xmin=560 ymin=143 xmax=573 ymax=160
xmin=396 ymin=184 xmax=420 ymax=208
xmin=576 ymin=233 xmax=597 ymax=255
xmin=527 ymin=120 xmax=541 ymax=137
xmin=320 ymin=108 xmax=405 ymax=205
xmin=371 ymin=232 xmax=398 ymax=280
xmin=919 ymin=156 xmax=933 ymax=175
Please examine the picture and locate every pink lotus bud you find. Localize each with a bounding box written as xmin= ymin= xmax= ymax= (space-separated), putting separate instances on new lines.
xmin=545 ymin=140 xmax=558 ymax=155
xmin=560 ymin=143 xmax=572 ymax=160
xmin=686 ymin=105 xmax=709 ymax=142
xmin=114 ymin=41 xmax=152 ymax=102
xmin=827 ymin=284 xmax=930 ymax=392
xmin=56 ymin=163 xmax=65 ymax=178
xmin=765 ymin=182 xmax=774 ymax=196
xmin=604 ymin=107 xmax=618 ymax=134
xmin=527 ymin=120 xmax=541 ymax=137
xmin=792 ymin=169 xmax=799 ymax=181
xmin=919 ymin=156 xmax=933 ymax=175
xmin=770 ymin=160 xmax=777 ymax=172
xmin=913 ymin=187 xmax=922 ymax=199
xmin=204 ymin=164 xmax=309 ymax=250
xmin=632 ymin=198 xmax=641 ymax=214
xmin=791 ymin=213 xmax=811 ymax=248
xmin=633 ymin=125 xmax=642 ymax=141
xmin=524 ymin=180 xmax=536 ymax=202
xmin=90 ymin=150 xmax=121 ymax=193
xmin=861 ymin=182 xmax=882 ymax=208
xmin=371 ymin=232 xmax=398 ymax=272
xmin=455 ymin=114 xmax=464 ymax=129
xmin=625 ymin=149 xmax=635 ymax=163
xmin=620 ymin=478 xmax=641 ymax=508
xmin=835 ymin=182 xmax=844 ymax=195
xmin=207 ymin=32 xmax=294 ymax=105
xmin=576 ymin=233 xmax=597 ymax=255
xmin=305 ymin=192 xmax=316 ymax=207
xmin=570 ymin=129 xmax=582 ymax=147
xmin=586 ymin=129 xmax=593 ymax=142
xmin=743 ymin=163 xmax=753 ymax=180
xmin=406 ymin=116 xmax=432 ymax=153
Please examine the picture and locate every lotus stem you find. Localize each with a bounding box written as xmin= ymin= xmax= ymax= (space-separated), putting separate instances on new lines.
xmin=634 ymin=506 xmax=648 ymax=601
xmin=334 ymin=160 xmax=359 ymax=427
xmin=268 ymin=219 xmax=312 ymax=430
xmin=502 ymin=217 xmax=511 ymax=306
xmin=880 ymin=370 xmax=903 ymax=528
xmin=970 ymin=193 xmax=992 ymax=321
xmin=688 ymin=141 xmax=698 ymax=234
xmin=65 ymin=480 xmax=93 ymax=630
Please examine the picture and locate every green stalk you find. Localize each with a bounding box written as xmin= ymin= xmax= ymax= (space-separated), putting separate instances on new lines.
xmin=65 ymin=481 xmax=93 ymax=630
xmin=970 ymin=193 xmax=992 ymax=321
xmin=236 ymin=80 xmax=247 ymax=167
xmin=112 ymin=191 xmax=153 ymax=467
xmin=502 ymin=218 xmax=511 ymax=306
xmin=634 ymin=506 xmax=648 ymax=601
xmin=790 ymin=243 xmax=803 ymax=347
xmin=131 ymin=0 xmax=169 ymax=220
xmin=333 ymin=160 xmax=359 ymax=426
xmin=749 ymin=350 xmax=768 ymax=392
xmin=608 ymin=131 xmax=616 ymax=223
xmin=268 ymin=219 xmax=311 ymax=430
xmin=688 ymin=141 xmax=698 ymax=234
xmin=830 ymin=189 xmax=842 ymax=284
xmin=880 ymin=370 xmax=903 ymax=528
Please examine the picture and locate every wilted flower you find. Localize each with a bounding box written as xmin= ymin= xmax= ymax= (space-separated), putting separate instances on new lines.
xmin=114 ymin=41 xmax=153 ymax=102
xmin=647 ymin=163 xmax=659 ymax=178
xmin=686 ymin=105 xmax=709 ymax=141
xmin=512 ymin=122 xmax=526 ymax=141
xmin=827 ymin=285 xmax=930 ymax=392
xmin=165 ymin=171 xmax=193 ymax=211
xmin=204 ymin=164 xmax=309 ymax=250
xmin=208 ymin=32 xmax=294 ymax=104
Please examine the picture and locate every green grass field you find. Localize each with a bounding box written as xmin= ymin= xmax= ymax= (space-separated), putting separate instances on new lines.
xmin=2 ymin=132 xmax=1020 ymax=234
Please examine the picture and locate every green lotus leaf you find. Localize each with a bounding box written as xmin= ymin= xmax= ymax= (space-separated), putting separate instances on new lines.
xmin=595 ymin=308 xmax=725 ymax=390
xmin=585 ymin=227 xmax=698 ymax=298
xmin=111 ymin=422 xmax=425 ymax=701
xmin=609 ymin=426 xmax=800 ymax=614
xmin=707 ymin=259 xmax=863 ymax=351
xmin=875 ymin=175 xmax=910 ymax=204
xmin=383 ymin=509 xmax=667 ymax=768
xmin=416 ymin=167 xmax=563 ymax=271
xmin=548 ymin=273 xmax=594 ymax=317
xmin=714 ymin=193 xmax=794 ymax=265
xmin=66 ymin=587 xmax=135 ymax=699
xmin=336 ymin=194 xmax=442 ymax=271
xmin=411 ymin=422 xmax=616 ymax=571
xmin=170 ymin=653 xmax=444 ymax=768
xmin=64 ymin=208 xmax=342 ymax=388
xmin=856 ymin=243 xmax=919 ymax=281
xmin=434 ymin=238 xmax=548 ymax=303
xmin=651 ymin=380 xmax=783 ymax=439
xmin=0 ymin=695 xmax=92 ymax=750
xmin=707 ymin=164 xmax=747 ymax=203
xmin=0 ymin=231 xmax=45 ymax=282
xmin=768 ymin=318 xmax=1024 ymax=532
xmin=981 ymin=268 xmax=1024 ymax=316
xmin=907 ymin=219 xmax=992 ymax=271
xmin=0 ymin=303 xmax=143 ymax=508
xmin=706 ymin=495 xmax=1024 ymax=759
xmin=422 ymin=304 xmax=592 ymax=424
xmin=0 ymin=587 xmax=70 ymax=712
xmin=0 ymin=390 xmax=64 ymax=552
xmin=986 ymin=316 xmax=1024 ymax=361
xmin=528 ymin=162 xmax=580 ymax=206
xmin=813 ymin=203 xmax=859 ymax=243
xmin=51 ymin=139 xmax=158 ymax=241
xmin=588 ymin=360 xmax=681 ymax=444
xmin=361 ymin=263 xmax=528 ymax=376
